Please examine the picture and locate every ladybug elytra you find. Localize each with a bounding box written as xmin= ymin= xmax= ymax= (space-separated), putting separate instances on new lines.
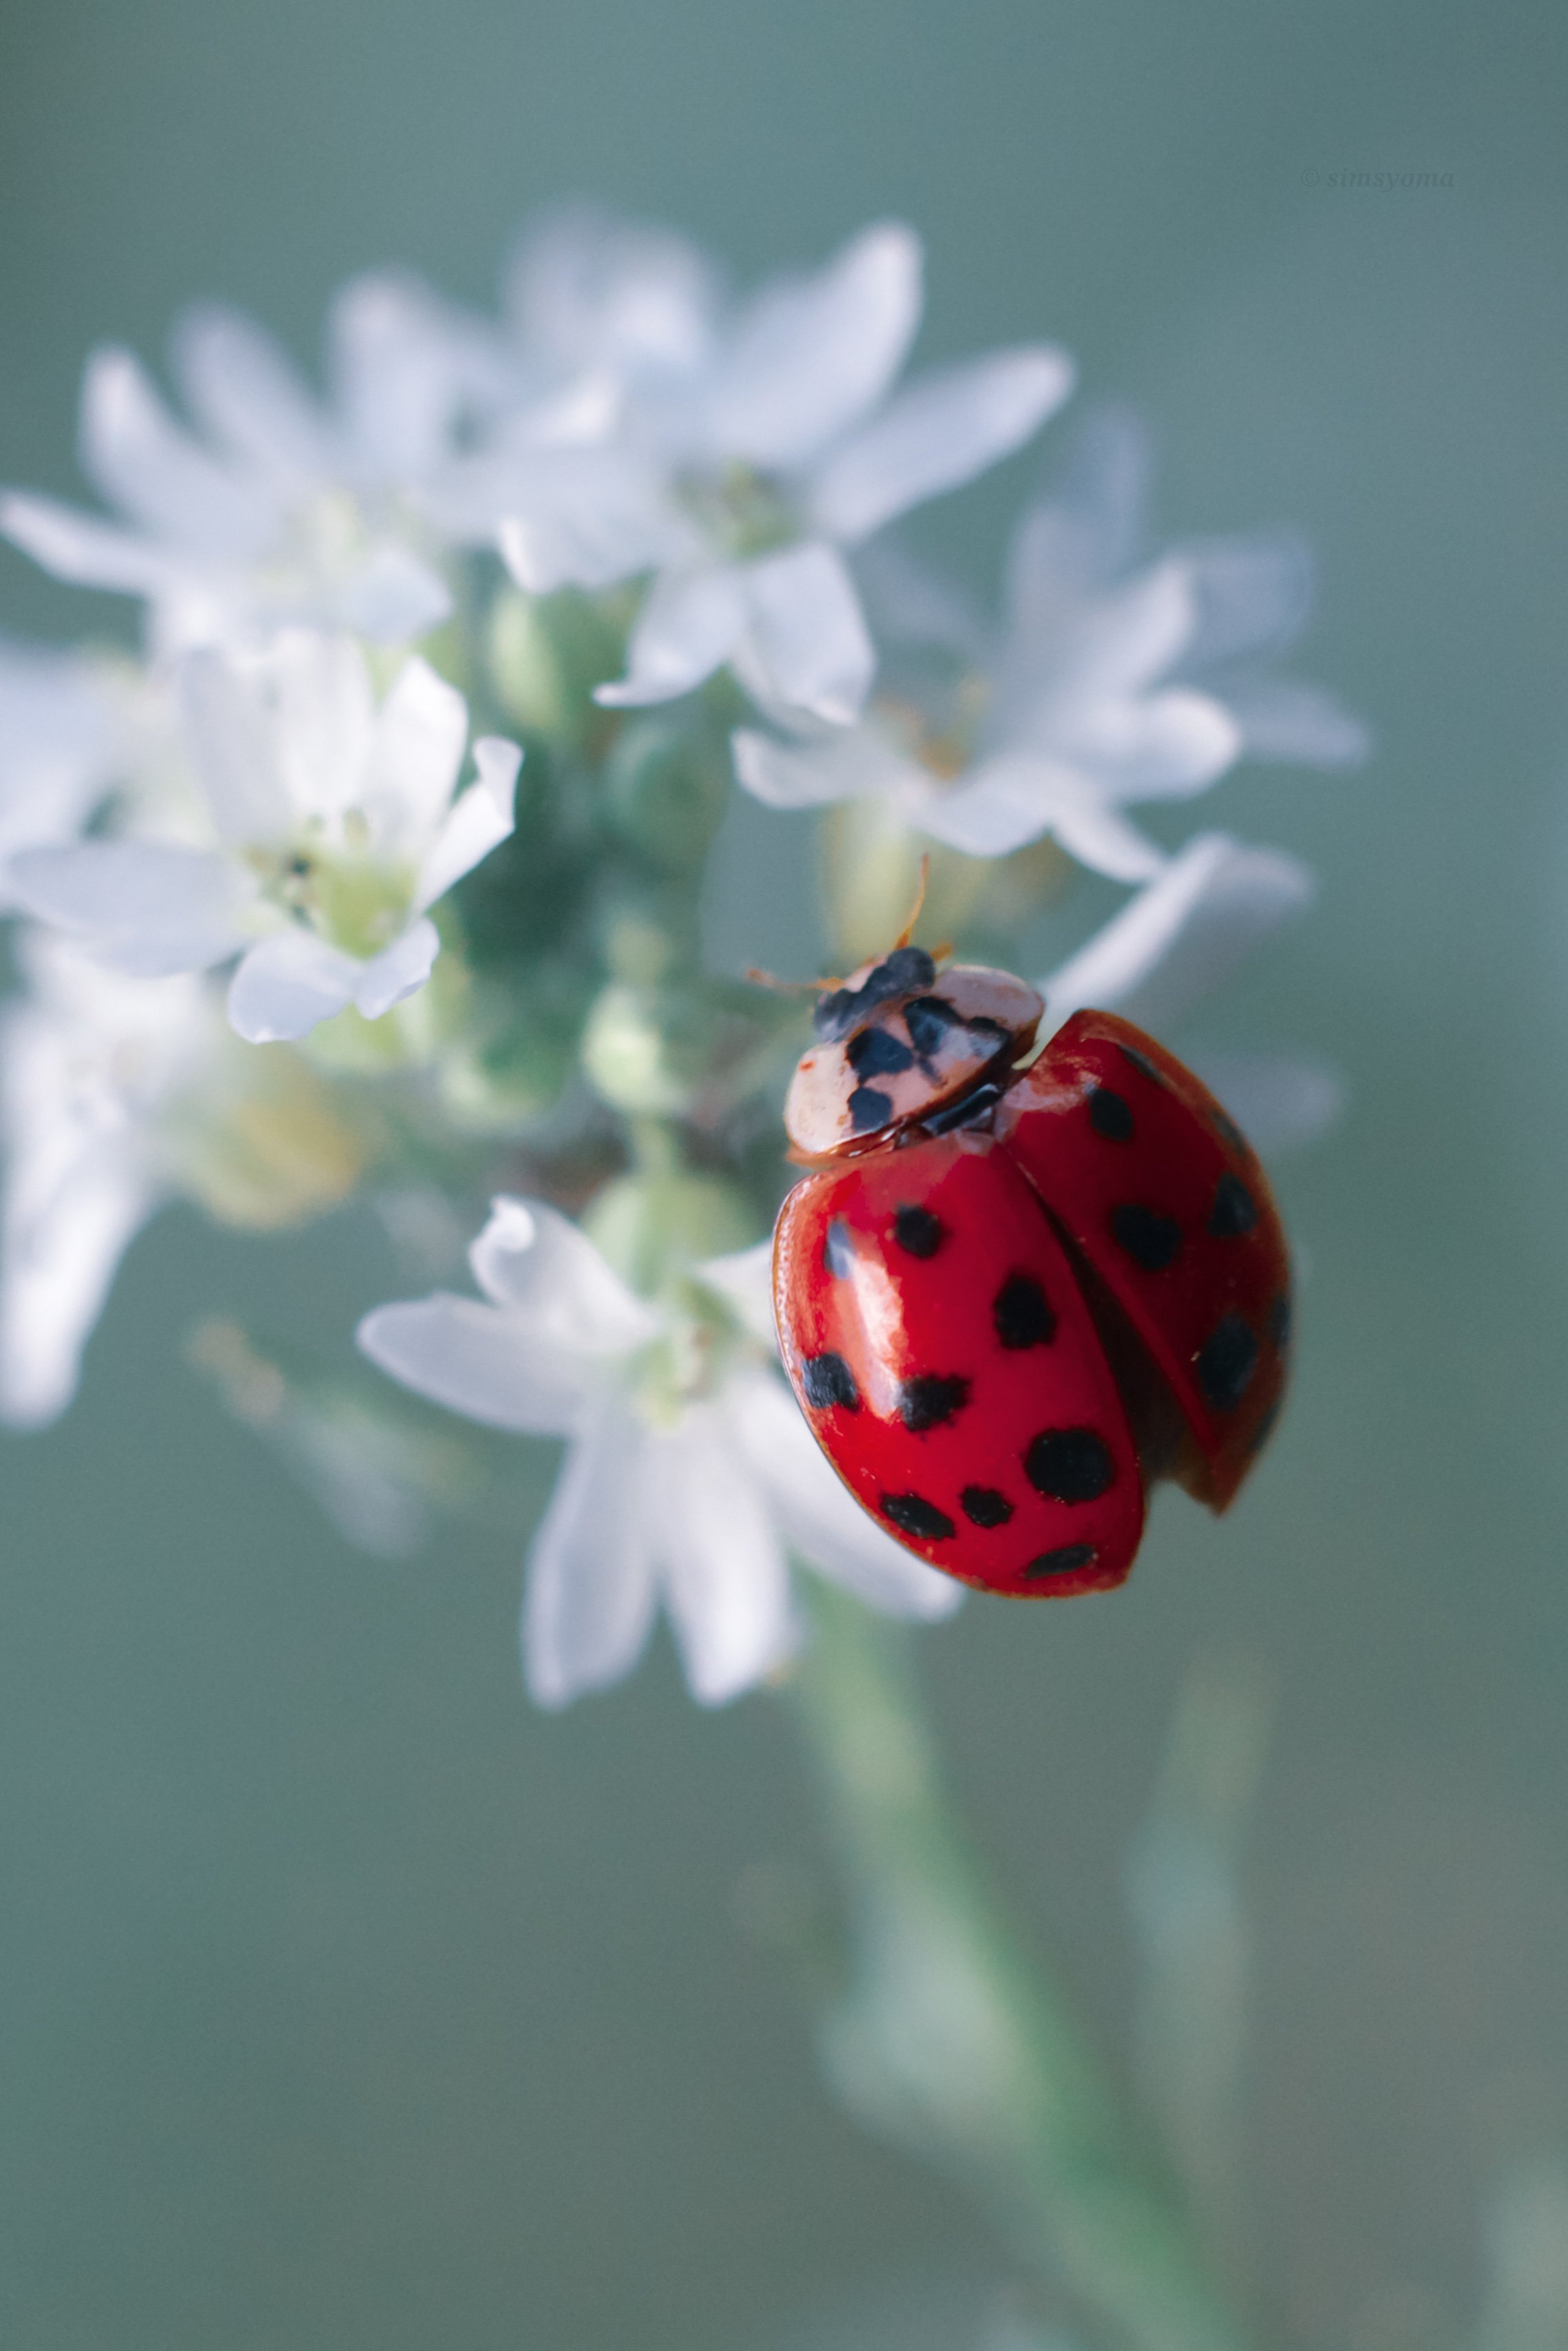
xmin=771 ymin=943 xmax=1291 ymax=1598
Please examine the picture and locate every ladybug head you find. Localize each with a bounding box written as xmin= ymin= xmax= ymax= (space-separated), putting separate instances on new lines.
xmin=785 ymin=948 xmax=1045 ymax=1159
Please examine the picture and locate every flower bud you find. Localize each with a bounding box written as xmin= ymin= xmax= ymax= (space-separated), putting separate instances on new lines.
xmin=487 ymin=585 xmax=625 ymax=746
xmin=605 ymin=718 xmax=730 ymax=871
xmin=170 ymin=1047 xmax=373 ymax=1230
xmin=583 ymin=1167 xmax=755 ymax=1299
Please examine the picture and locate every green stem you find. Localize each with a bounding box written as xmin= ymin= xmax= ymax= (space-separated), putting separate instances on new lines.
xmin=787 ymin=1582 xmax=1255 ymax=2351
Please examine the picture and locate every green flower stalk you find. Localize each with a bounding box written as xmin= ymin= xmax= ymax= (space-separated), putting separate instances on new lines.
xmin=790 ymin=1586 xmax=1253 ymax=2351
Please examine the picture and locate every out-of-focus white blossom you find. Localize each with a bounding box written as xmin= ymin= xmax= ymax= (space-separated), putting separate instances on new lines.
xmin=0 ymin=277 xmax=490 ymax=655
xmin=735 ymin=412 xmax=1366 ymax=879
xmin=357 ymin=1195 xmax=959 ymax=1708
xmin=0 ymin=931 xmax=215 ymax=1425
xmin=8 ymin=631 xmax=521 ymax=1043
xmin=0 ymin=926 xmax=371 ymax=1426
xmin=1036 ymin=828 xmax=1338 ymax=1155
xmin=0 ymin=638 xmax=125 ymax=903
xmin=472 ymin=216 xmax=1072 ymax=726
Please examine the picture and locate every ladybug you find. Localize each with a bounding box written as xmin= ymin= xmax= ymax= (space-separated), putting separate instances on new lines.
xmin=771 ymin=942 xmax=1291 ymax=1598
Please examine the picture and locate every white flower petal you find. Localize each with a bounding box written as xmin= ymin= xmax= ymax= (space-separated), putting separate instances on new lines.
xmin=181 ymin=632 xmax=378 ymax=841
xmin=226 ymin=928 xmax=359 ymax=1042
xmin=171 ymin=304 xmax=339 ymax=483
xmin=1010 ymin=410 xmax=1151 ymax=606
xmin=1177 ymin=534 xmax=1314 ymax=671
xmin=486 ymin=447 xmax=683 ymax=592
xmin=0 ymin=492 xmax=174 ymax=594
xmin=329 ymin=271 xmax=472 ymax=477
xmin=523 ymin=1401 xmax=659 ymax=1708
xmin=496 ymin=502 xmax=658 ymax=595
xmin=505 ymin=204 xmax=720 ymax=382
xmin=811 ymin=344 xmax=1075 ymax=543
xmin=77 ymin=346 xmax=270 ymax=556
xmin=1187 ymin=1050 xmax=1344 ymax=1159
xmin=356 ymin=1291 xmax=589 ymax=1434
xmin=179 ymin=648 xmax=285 ymax=843
xmin=731 ymin=722 xmax=927 ymax=813
xmin=734 ymin=543 xmax=875 ymax=725
xmin=0 ymin=647 xmax=116 ymax=890
xmin=334 ymin=545 xmax=452 ymax=643
xmin=0 ymin=1161 xmax=155 ymax=1427
xmin=1045 ymin=791 xmax=1170 ymax=881
xmin=651 ymin=1406 xmax=798 ymax=1705
xmin=914 ymin=755 xmax=1165 ymax=877
xmin=594 ymin=563 xmax=747 ymax=708
xmin=1038 ymin=832 xmax=1315 ymax=1034
xmin=732 ymin=1373 xmax=963 ymax=1621
xmin=353 ymin=917 xmax=440 ymax=1021
xmin=1224 ymin=680 xmax=1370 ymax=769
xmin=707 ymin=222 xmax=923 ymax=469
xmin=360 ymin=656 xmax=469 ymax=846
xmin=1054 ymin=687 xmax=1242 ymax=798
xmin=412 ymin=737 xmax=521 ymax=911
xmin=7 ymin=842 xmax=249 ymax=974
xmin=1001 ymin=556 xmax=1198 ymax=722
xmin=467 ymin=1195 xmax=657 ymax=1353
xmin=910 ymin=753 xmax=1063 ymax=858
xmin=694 ymin=1239 xmax=776 ymax=1347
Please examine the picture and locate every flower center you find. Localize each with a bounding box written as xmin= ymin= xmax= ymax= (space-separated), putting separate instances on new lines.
xmin=877 ymin=674 xmax=992 ymax=783
xmin=625 ymin=1277 xmax=753 ymax=1430
xmin=673 ymin=461 xmax=796 ymax=561
xmin=245 ymin=816 xmax=415 ymax=960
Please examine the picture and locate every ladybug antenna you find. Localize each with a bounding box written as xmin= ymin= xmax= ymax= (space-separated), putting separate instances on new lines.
xmin=892 ymin=854 xmax=931 ymax=950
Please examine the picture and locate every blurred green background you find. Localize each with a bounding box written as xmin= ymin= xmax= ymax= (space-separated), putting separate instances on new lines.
xmin=3 ymin=1 xmax=1568 ymax=2345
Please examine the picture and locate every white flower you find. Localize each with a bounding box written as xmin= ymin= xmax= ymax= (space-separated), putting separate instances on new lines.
xmin=734 ymin=410 xmax=1366 ymax=879
xmin=8 ymin=631 xmax=521 ymax=1044
xmin=486 ymin=216 xmax=1073 ymax=726
xmin=357 ymin=1196 xmax=959 ymax=1709
xmin=0 ymin=638 xmax=123 ymax=904
xmin=0 ymin=275 xmax=488 ymax=655
xmin=0 ymin=931 xmax=216 ymax=1425
xmin=1036 ymin=828 xmax=1338 ymax=1156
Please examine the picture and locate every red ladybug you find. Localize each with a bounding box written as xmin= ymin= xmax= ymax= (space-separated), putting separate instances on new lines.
xmin=771 ymin=943 xmax=1291 ymax=1598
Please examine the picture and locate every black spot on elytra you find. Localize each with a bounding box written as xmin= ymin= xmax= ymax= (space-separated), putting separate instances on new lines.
xmin=961 ymin=1485 xmax=1014 ymax=1527
xmin=993 ymin=1273 xmax=1056 ymax=1348
xmin=822 ymin=1219 xmax=855 ymax=1278
xmin=1209 ymin=1171 xmax=1258 ymax=1237
xmin=846 ymin=1024 xmax=914 ymax=1080
xmin=899 ymin=1374 xmax=970 ymax=1433
xmin=903 ymin=994 xmax=961 ymax=1058
xmin=893 ymin=1204 xmax=944 ymax=1258
xmin=1024 ymin=1543 xmax=1097 ymax=1578
xmin=1268 ymin=1291 xmax=1293 ymax=1350
xmin=848 ymin=1084 xmax=892 ymax=1133
xmin=1110 ymin=1203 xmax=1182 ymax=1272
xmin=1211 ymin=1107 xmax=1248 ymax=1155
xmin=880 ymin=1491 xmax=954 ymax=1542
xmin=1088 ymin=1086 xmax=1136 ymax=1142
xmin=1116 ymin=1043 xmax=1166 ymax=1088
xmin=1196 ymin=1315 xmax=1259 ymax=1413
xmin=813 ymin=948 xmax=936 ymax=1042
xmin=802 ymin=1352 xmax=859 ymax=1411
xmin=903 ymin=994 xmax=1008 ymax=1063
xmin=1025 ymin=1425 xmax=1116 ymax=1503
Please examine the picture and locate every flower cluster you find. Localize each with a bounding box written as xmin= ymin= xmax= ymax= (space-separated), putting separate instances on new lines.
xmin=0 ymin=209 xmax=1361 ymax=1704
